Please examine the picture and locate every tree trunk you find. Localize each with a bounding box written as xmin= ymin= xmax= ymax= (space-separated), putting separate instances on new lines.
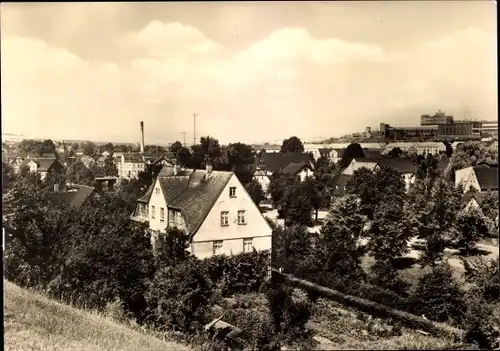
xmin=315 ymin=208 xmax=319 ymax=223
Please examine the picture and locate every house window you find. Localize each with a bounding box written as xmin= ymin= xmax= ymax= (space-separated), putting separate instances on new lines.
xmin=221 ymin=211 xmax=229 ymax=226
xmin=229 ymin=187 xmax=236 ymax=197
xmin=151 ymin=205 xmax=156 ymax=219
xmin=155 ymin=188 xmax=160 ymax=195
xmin=213 ymin=240 xmax=223 ymax=255
xmin=243 ymin=238 xmax=253 ymax=252
xmin=238 ymin=210 xmax=246 ymax=225
xmin=160 ymin=207 xmax=165 ymax=223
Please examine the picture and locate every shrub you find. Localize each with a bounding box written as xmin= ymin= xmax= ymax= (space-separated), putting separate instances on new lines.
xmin=411 ymin=262 xmax=466 ymax=325
xmin=368 ymin=260 xmax=411 ymax=297
xmin=202 ymin=250 xmax=270 ymax=297
xmin=145 ymin=258 xmax=214 ymax=333
xmin=462 ymin=290 xmax=500 ymax=349
xmin=462 ymin=257 xmax=500 ymax=303
xmin=452 ymin=208 xmax=489 ymax=255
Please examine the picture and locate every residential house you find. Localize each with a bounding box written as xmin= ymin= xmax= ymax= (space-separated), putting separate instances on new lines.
xmin=330 ymin=148 xmax=345 ymax=163
xmin=79 ymin=155 xmax=96 ymax=168
xmin=303 ymin=144 xmax=323 ymax=160
xmin=451 ymin=141 xmax=464 ymax=150
xmin=252 ymin=152 xmax=315 ymax=193
xmin=118 ymin=153 xmax=145 ymax=179
xmin=19 ymin=157 xmax=65 ymax=180
xmin=342 ymin=157 xmax=416 ymax=190
xmin=361 ymin=149 xmax=385 ymax=160
xmin=132 ymin=163 xmax=273 ymax=260
xmin=45 ymin=184 xmax=97 ymax=208
xmin=252 ymin=144 xmax=281 ymax=154
xmin=101 ymin=150 xmax=111 ymax=157
xmin=281 ymin=162 xmax=314 ymax=182
xmin=332 ymin=174 xmax=352 ymax=197
xmin=462 ymin=192 xmax=490 ymax=214
xmin=455 ymin=165 xmax=499 ymax=193
xmin=75 ymin=148 xmax=85 ymax=156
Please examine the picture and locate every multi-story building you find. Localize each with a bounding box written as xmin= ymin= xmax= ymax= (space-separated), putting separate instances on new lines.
xmin=132 ymin=163 xmax=272 ymax=260
xmin=420 ymin=111 xmax=454 ymax=125
xmin=481 ymin=121 xmax=498 ymax=136
xmin=117 ymin=153 xmax=145 ymax=179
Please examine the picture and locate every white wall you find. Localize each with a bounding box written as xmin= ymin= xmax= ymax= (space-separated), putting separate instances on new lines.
xmin=148 ymin=178 xmax=168 ymax=231
xmin=254 ymin=173 xmax=271 ymax=193
xmin=298 ymin=168 xmax=313 ymax=182
xmin=192 ymin=173 xmax=272 ymax=259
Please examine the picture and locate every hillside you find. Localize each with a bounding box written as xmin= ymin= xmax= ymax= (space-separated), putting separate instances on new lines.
xmin=4 ymin=281 xmax=190 ymax=351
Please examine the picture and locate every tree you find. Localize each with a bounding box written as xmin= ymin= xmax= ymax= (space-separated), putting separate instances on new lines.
xmin=338 ymin=143 xmax=364 ymax=169
xmin=418 ymin=178 xmax=464 ymax=266
xmin=175 ymin=146 xmax=192 ymax=167
xmin=245 ymin=179 xmax=265 ymax=206
xmin=302 ymin=177 xmax=329 ymax=222
xmin=272 ymin=224 xmax=313 ymax=274
xmin=345 ymin=166 xmax=406 ymax=220
xmin=267 ymin=172 xmax=298 ymax=209
xmin=144 ymin=144 xmax=166 ymax=154
xmin=199 ymin=136 xmax=221 ymax=162
xmin=366 ymin=201 xmax=418 ymax=263
xmin=102 ymin=142 xmax=115 ymax=153
xmin=2 ymin=162 xmax=16 ymax=195
xmin=452 ymin=208 xmax=489 ymax=255
xmin=462 ymin=257 xmax=499 ymax=302
xmin=145 ymin=258 xmax=214 ymax=333
xmin=154 ymin=227 xmax=191 ymax=267
xmin=82 ymin=141 xmax=96 ymax=156
xmin=18 ymin=139 xmax=40 ymax=153
xmin=36 ymin=139 xmax=57 ymax=155
xmin=281 ymin=183 xmax=314 ymax=227
xmin=412 ymin=262 xmax=466 ymax=324
xmin=169 ymin=141 xmax=183 ymax=155
xmin=217 ymin=142 xmax=255 ymax=183
xmin=280 ymin=136 xmax=304 ymax=154
xmin=313 ymin=195 xmax=367 ymax=289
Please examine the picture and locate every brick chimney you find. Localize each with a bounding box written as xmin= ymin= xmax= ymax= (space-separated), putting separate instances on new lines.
xmin=140 ymin=121 xmax=145 ymax=154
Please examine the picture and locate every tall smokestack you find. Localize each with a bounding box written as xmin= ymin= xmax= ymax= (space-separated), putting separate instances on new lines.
xmin=140 ymin=121 xmax=145 ymax=153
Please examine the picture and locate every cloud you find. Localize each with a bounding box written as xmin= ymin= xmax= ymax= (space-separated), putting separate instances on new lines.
xmin=124 ymin=20 xmax=224 ymax=57
xmin=1 ymin=21 xmax=497 ymax=144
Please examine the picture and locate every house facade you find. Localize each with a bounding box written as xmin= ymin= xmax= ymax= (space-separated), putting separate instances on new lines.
xmin=133 ymin=164 xmax=273 ymax=260
xmin=455 ymin=165 xmax=499 ymax=193
xmin=118 ymin=153 xmax=145 ymax=179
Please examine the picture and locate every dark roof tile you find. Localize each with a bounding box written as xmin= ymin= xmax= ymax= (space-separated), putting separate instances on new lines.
xmin=260 ymin=152 xmax=314 ymax=173
xmin=474 ymin=167 xmax=499 ymax=190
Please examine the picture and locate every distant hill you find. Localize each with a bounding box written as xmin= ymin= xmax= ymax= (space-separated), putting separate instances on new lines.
xmin=4 ymin=280 xmax=190 ymax=351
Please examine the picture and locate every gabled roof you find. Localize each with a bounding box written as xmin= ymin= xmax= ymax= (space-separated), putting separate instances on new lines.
xmin=463 ymin=192 xmax=489 ymax=206
xmin=361 ymin=149 xmax=385 ymax=160
xmin=374 ymin=158 xmax=415 ymax=174
xmin=436 ymin=157 xmax=450 ymax=171
xmin=474 ymin=167 xmax=499 ymax=190
xmin=45 ymin=186 xmax=95 ymax=208
xmin=259 ymin=152 xmax=314 ymax=173
xmin=168 ymin=170 xmax=233 ymax=235
xmin=149 ymin=167 xmax=233 ymax=235
xmin=281 ymin=162 xmax=311 ymax=175
xmin=334 ymin=174 xmax=352 ymax=187
xmin=318 ymin=148 xmax=333 ymax=156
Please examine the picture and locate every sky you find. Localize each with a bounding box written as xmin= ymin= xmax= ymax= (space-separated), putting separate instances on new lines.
xmin=1 ymin=2 xmax=497 ymax=145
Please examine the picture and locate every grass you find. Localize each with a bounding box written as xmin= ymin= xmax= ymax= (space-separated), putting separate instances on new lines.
xmin=4 ymin=280 xmax=190 ymax=351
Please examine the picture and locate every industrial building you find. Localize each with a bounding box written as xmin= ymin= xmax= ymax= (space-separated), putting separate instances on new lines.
xmin=420 ymin=111 xmax=454 ymax=125
xmin=481 ymin=121 xmax=498 ymax=136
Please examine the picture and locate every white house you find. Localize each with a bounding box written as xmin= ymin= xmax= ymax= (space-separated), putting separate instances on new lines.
xmin=342 ymin=157 xmax=416 ymax=190
xmin=132 ymin=163 xmax=273 ymax=260
xmin=455 ymin=165 xmax=499 ymax=193
xmin=118 ymin=153 xmax=145 ymax=179
xmin=19 ymin=157 xmax=65 ymax=181
xmin=281 ymin=162 xmax=314 ymax=182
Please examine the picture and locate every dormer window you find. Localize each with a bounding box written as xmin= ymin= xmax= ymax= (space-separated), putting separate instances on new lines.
xmin=229 ymin=187 xmax=236 ymax=198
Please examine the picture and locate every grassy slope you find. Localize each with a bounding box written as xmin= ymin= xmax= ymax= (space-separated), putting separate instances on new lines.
xmin=4 ymin=281 xmax=190 ymax=351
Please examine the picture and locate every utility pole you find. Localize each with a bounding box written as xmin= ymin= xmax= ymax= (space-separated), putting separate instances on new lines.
xmin=193 ymin=113 xmax=198 ymax=146
xmin=181 ymin=132 xmax=187 ymax=147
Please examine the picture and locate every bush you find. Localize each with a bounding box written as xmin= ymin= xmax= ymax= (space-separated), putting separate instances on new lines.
xmin=411 ymin=263 xmax=467 ymax=325
xmin=145 ymin=258 xmax=214 ymax=333
xmin=368 ymin=260 xmax=411 ymax=297
xmin=462 ymin=257 xmax=500 ymax=303
xmin=462 ymin=290 xmax=500 ymax=349
xmin=452 ymin=208 xmax=489 ymax=255
xmin=202 ymin=250 xmax=270 ymax=297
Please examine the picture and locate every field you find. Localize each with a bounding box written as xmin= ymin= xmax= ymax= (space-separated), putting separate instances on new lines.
xmin=4 ymin=280 xmax=190 ymax=351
